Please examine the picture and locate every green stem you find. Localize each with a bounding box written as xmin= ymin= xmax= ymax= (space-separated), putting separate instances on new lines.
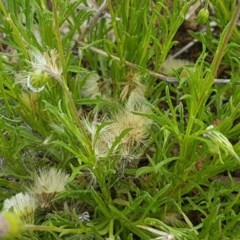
xmin=51 ymin=0 xmax=66 ymax=80
xmin=210 ymin=0 xmax=240 ymax=78
xmin=109 ymin=219 xmax=115 ymax=240
xmin=186 ymin=1 xmax=240 ymax=136
xmin=25 ymin=224 xmax=63 ymax=233
xmin=25 ymin=224 xmax=87 ymax=234
xmin=50 ymin=0 xmax=93 ymax=156
xmin=60 ymin=81 xmax=93 ymax=157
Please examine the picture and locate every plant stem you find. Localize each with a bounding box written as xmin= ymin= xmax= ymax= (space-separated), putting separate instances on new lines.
xmin=50 ymin=0 xmax=93 ymax=156
xmin=210 ymin=0 xmax=240 ymax=78
xmin=25 ymin=224 xmax=87 ymax=234
xmin=51 ymin=0 xmax=66 ymax=80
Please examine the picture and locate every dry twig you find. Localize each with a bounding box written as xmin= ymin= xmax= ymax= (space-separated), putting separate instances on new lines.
xmin=78 ymin=41 xmax=239 ymax=85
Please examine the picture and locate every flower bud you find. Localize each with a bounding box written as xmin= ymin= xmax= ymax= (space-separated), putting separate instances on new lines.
xmin=197 ymin=8 xmax=209 ymax=24
xmin=30 ymin=70 xmax=49 ymax=87
xmin=0 ymin=212 xmax=24 ymax=239
xmin=27 ymin=70 xmax=55 ymax=93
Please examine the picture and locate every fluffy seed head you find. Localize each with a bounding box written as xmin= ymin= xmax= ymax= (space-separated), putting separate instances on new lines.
xmin=94 ymin=108 xmax=151 ymax=161
xmin=2 ymin=192 xmax=36 ymax=224
xmin=161 ymin=58 xmax=193 ymax=77
xmin=81 ymin=73 xmax=101 ymax=98
xmin=113 ymin=110 xmax=151 ymax=146
xmin=31 ymin=167 xmax=69 ymax=208
xmin=125 ymin=83 xmax=146 ymax=111
xmin=120 ymin=73 xmax=147 ymax=111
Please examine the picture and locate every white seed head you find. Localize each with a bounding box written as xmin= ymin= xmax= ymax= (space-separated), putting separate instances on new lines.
xmin=121 ymin=73 xmax=147 ymax=111
xmin=125 ymin=82 xmax=146 ymax=111
xmin=2 ymin=192 xmax=36 ymax=224
xmin=94 ymin=108 xmax=151 ymax=160
xmin=113 ymin=109 xmax=151 ymax=144
xmin=81 ymin=73 xmax=101 ymax=98
xmin=31 ymin=167 xmax=69 ymax=208
xmin=161 ymin=58 xmax=192 ymax=76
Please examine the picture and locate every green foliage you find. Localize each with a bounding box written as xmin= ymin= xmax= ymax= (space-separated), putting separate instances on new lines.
xmin=1 ymin=0 xmax=240 ymax=239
